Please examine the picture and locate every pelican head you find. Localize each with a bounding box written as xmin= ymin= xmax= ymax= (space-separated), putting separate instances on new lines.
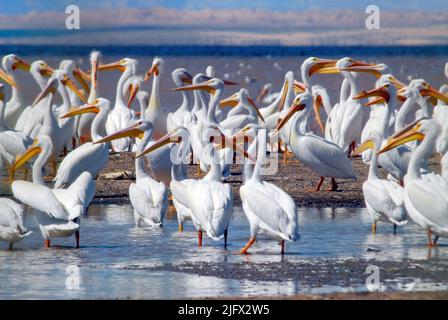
xmin=220 ymin=88 xmax=265 ymax=122
xmin=94 ymin=120 xmax=151 ymax=145
xmin=405 ymin=79 xmax=448 ymax=104
xmin=123 ymin=75 xmax=142 ymax=108
xmin=60 ymin=59 xmax=90 ymax=95
xmin=144 ymin=57 xmax=165 ymax=81
xmin=60 ymin=98 xmax=111 ymax=119
xmin=9 ymin=135 xmax=53 ymax=180
xmin=32 ymin=70 xmax=87 ymax=107
xmin=378 ymin=119 xmax=430 ymax=155
xmin=273 ymin=93 xmax=309 ymax=135
xmin=136 ymin=127 xmax=187 ymax=158
xmin=2 ymin=54 xmax=30 ymax=73
xmin=353 ymin=74 xmax=404 ymax=106
xmin=171 ymin=68 xmax=193 ymax=87
xmin=30 ymin=60 xmax=54 ymax=78
xmin=302 ymin=57 xmax=338 ymax=79
xmin=317 ymin=57 xmax=375 ymax=76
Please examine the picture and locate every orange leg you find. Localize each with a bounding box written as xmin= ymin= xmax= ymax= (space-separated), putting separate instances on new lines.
xmin=178 ymin=224 xmax=184 ymax=232
xmin=240 ymin=237 xmax=256 ymax=254
xmin=427 ymin=229 xmax=435 ymax=247
xmin=196 ymin=163 xmax=201 ymax=176
xmin=372 ymin=223 xmax=377 ymax=234
xmin=44 ymin=239 xmax=51 ymax=248
xmin=310 ymin=177 xmax=325 ymax=192
xmin=198 ymin=230 xmax=203 ymax=247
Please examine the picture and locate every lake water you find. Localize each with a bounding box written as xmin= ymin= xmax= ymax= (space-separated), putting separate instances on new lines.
xmin=1 ymin=204 xmax=447 ymax=299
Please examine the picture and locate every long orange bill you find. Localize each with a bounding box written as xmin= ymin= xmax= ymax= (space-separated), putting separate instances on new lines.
xmin=378 ymin=122 xmax=424 ymax=155
xmin=273 ymin=102 xmax=306 ymax=135
xmin=94 ymin=122 xmax=144 ymax=144
xmin=313 ymin=95 xmax=325 ymax=134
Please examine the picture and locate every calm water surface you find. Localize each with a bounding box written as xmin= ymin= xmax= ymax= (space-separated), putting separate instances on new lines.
xmin=1 ymin=204 xmax=447 ymax=299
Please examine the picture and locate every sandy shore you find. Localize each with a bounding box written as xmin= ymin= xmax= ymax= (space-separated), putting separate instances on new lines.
xmin=92 ymin=152 xmax=442 ymax=207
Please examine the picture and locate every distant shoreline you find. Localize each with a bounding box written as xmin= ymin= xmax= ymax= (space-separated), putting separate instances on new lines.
xmin=1 ymin=44 xmax=448 ymax=57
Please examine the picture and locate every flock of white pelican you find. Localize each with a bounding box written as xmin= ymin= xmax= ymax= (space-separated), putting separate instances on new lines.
xmin=1 ymin=52 xmax=448 ymax=253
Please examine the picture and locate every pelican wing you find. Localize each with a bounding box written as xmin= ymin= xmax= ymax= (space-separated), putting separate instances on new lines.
xmin=407 ymin=174 xmax=448 ymax=230
xmin=54 ymin=142 xmax=108 ymax=188
xmin=240 ymin=181 xmax=292 ymax=236
xmin=12 ymin=180 xmax=69 ymax=220
xmin=129 ymin=178 xmax=167 ymax=219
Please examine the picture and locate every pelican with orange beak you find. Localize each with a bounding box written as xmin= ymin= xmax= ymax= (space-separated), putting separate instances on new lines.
xmin=379 ymin=118 xmax=448 ymax=247
xmin=236 ymin=124 xmax=299 ymax=254
xmin=274 ymin=92 xmax=356 ymax=192
xmin=353 ymin=76 xmax=414 ymax=184
xmin=31 ymin=70 xmax=87 ymax=172
xmin=167 ymin=68 xmax=194 ymax=132
xmin=143 ymin=57 xmax=168 ymax=139
xmin=99 ymin=58 xmax=138 ymax=152
xmin=9 ymin=135 xmax=95 ymax=249
xmin=53 ymin=98 xmax=112 ymax=188
xmin=317 ymin=57 xmax=377 ymax=154
xmin=95 ymin=120 xmax=168 ymax=227
xmin=138 ymin=125 xmax=247 ymax=247
xmin=2 ymin=54 xmax=30 ymax=128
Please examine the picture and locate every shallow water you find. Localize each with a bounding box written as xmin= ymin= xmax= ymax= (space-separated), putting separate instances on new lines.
xmin=1 ymin=204 xmax=447 ymax=299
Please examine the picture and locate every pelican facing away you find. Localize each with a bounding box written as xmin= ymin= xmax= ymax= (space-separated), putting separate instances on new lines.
xmin=9 ymin=135 xmax=95 ymax=248
xmin=380 ymin=119 xmax=448 ymax=247
xmin=353 ymin=131 xmax=407 ymax=234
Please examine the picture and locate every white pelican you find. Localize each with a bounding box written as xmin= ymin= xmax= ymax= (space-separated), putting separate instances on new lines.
xmin=99 ymin=58 xmax=138 ymax=152
xmin=143 ymin=57 xmax=168 ymax=139
xmin=31 ymin=70 xmax=86 ymax=172
xmin=95 ymin=121 xmax=168 ymax=227
xmin=53 ymin=98 xmax=112 ymax=188
xmin=173 ymin=78 xmax=237 ymax=180
xmin=0 ymin=198 xmax=31 ymax=250
xmin=0 ymin=83 xmax=33 ymax=169
xmin=236 ymin=125 xmax=299 ymax=254
xmin=139 ymin=125 xmax=241 ymax=247
xmin=353 ymin=76 xmax=417 ymax=184
xmin=274 ymin=92 xmax=356 ymax=191
xmin=352 ymin=131 xmax=407 ymax=234
xmin=318 ymin=57 xmax=375 ymax=153
xmin=9 ymin=135 xmax=95 ymax=248
xmin=166 ymin=68 xmax=193 ymax=132
xmin=76 ymin=50 xmax=101 ymax=144
xmin=2 ymin=54 xmax=30 ymax=128
xmin=379 ymin=119 xmax=448 ymax=247
xmin=13 ymin=60 xmax=54 ymax=138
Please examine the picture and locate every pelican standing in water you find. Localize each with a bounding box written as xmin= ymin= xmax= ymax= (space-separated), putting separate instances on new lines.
xmin=236 ymin=124 xmax=299 ymax=254
xmin=139 ymin=125 xmax=242 ymax=247
xmin=95 ymin=120 xmax=168 ymax=227
xmin=380 ymin=119 xmax=448 ymax=247
xmin=9 ymin=135 xmax=95 ymax=248
xmin=275 ymin=92 xmax=356 ymax=191
xmin=0 ymin=198 xmax=31 ymax=250
xmin=352 ymin=131 xmax=407 ymax=234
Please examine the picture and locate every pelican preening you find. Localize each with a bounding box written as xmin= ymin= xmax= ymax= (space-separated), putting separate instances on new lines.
xmin=2 ymin=51 xmax=448 ymax=253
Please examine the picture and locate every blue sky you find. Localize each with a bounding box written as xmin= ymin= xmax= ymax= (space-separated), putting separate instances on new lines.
xmin=1 ymin=0 xmax=447 ymax=14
